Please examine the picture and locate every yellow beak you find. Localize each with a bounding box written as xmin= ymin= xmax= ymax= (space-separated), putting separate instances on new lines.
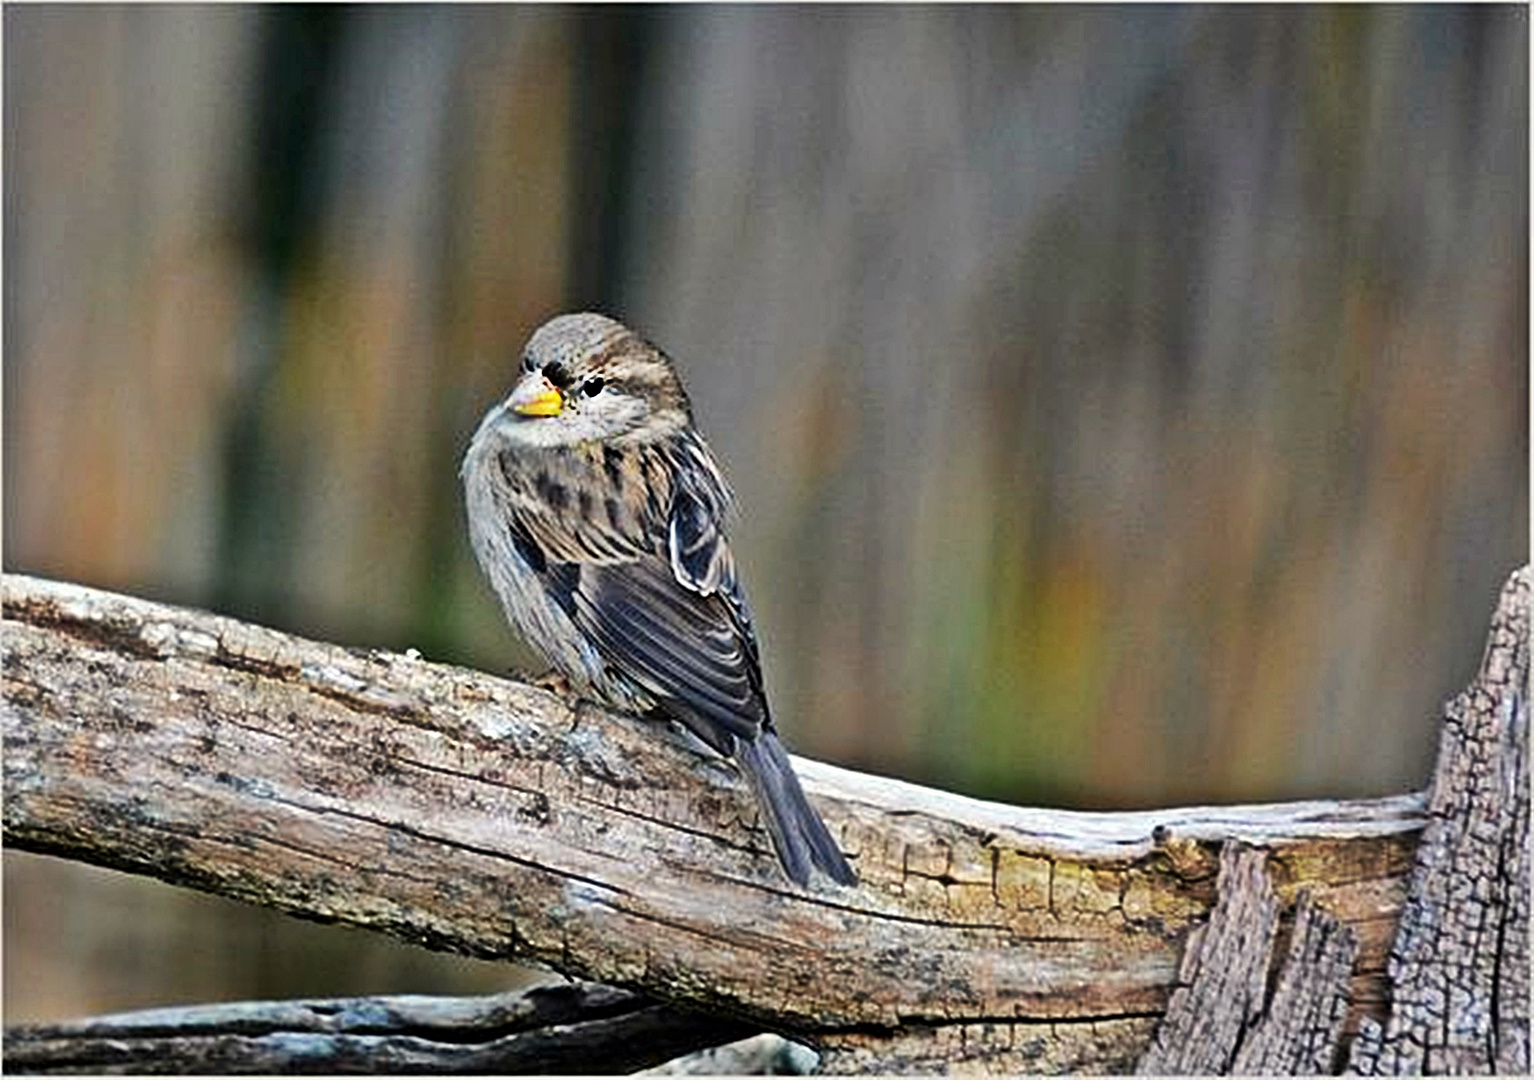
xmin=510 ymin=377 xmax=564 ymax=418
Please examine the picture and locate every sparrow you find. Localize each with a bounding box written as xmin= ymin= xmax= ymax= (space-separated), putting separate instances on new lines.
xmin=461 ymin=312 xmax=857 ymax=888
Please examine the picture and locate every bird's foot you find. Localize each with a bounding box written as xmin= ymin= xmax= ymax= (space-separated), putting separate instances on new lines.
xmin=531 ymin=670 xmax=575 ymax=697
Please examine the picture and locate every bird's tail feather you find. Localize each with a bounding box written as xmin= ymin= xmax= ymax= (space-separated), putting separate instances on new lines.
xmin=738 ymin=733 xmax=857 ymax=887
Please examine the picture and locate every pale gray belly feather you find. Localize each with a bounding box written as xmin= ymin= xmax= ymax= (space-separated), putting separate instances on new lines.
xmin=464 ymin=462 xmax=653 ymax=714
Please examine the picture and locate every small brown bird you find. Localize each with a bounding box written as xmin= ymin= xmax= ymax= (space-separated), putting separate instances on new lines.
xmin=461 ymin=313 xmax=856 ymax=887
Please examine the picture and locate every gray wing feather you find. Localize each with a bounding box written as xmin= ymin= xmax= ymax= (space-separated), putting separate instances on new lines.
xmin=569 ymin=556 xmax=766 ymax=748
xmin=507 ymin=431 xmax=769 ymax=749
xmin=511 ymin=433 xmax=854 ymax=885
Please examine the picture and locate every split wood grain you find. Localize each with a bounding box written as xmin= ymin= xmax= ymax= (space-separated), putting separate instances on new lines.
xmin=1130 ymin=567 xmax=1529 ymax=1077
xmin=1345 ymin=567 xmax=1529 ymax=1075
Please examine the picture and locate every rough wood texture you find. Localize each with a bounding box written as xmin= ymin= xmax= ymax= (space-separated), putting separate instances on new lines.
xmin=1231 ymin=890 xmax=1357 ymax=1075
xmin=640 ymin=1034 xmax=819 ymax=1075
xmin=1130 ymin=567 xmax=1529 ymax=1077
xmin=0 ymin=573 xmax=1451 ymax=1071
xmin=1136 ymin=844 xmax=1282 ymax=1074
xmin=1345 ymin=567 xmax=1529 ymax=1075
xmin=1135 ymin=854 xmax=1364 ymax=1077
xmin=2 ymin=980 xmax=754 ymax=1075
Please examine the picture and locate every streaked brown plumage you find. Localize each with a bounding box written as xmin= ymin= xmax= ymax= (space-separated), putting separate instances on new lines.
xmin=461 ymin=312 xmax=856 ymax=888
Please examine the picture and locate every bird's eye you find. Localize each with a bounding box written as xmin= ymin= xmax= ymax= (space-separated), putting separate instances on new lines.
xmin=543 ymin=361 xmax=570 ymax=388
xmin=582 ymin=377 xmax=605 ymax=397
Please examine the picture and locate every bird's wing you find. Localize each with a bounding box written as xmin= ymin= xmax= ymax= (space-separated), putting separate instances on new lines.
xmin=570 ymin=554 xmax=767 ymax=748
xmin=507 ymin=434 xmax=770 ymax=749
xmin=496 ymin=445 xmax=671 ymax=566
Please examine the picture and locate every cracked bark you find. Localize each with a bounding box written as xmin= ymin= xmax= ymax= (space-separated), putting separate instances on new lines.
xmin=1 ymin=569 xmax=1522 ymax=1073
xmin=1137 ymin=847 xmax=1360 ymax=1076
xmin=1136 ymin=844 xmax=1283 ymax=1074
xmin=1232 ymin=890 xmax=1358 ymax=1075
xmin=1344 ymin=567 xmax=1529 ymax=1074
xmin=1134 ymin=567 xmax=1529 ymax=1077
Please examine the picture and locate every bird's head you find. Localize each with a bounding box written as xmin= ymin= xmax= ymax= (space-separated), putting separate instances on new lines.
xmin=489 ymin=313 xmax=693 ymax=449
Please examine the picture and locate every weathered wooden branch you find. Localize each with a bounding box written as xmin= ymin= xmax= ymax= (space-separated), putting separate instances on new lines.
xmin=1133 ymin=567 xmax=1529 ymax=1076
xmin=1345 ymin=564 xmax=1529 ymax=1074
xmin=641 ymin=1032 xmax=818 ymax=1075
xmin=0 ymin=981 xmax=758 ymax=1075
xmin=3 ymin=569 xmax=1525 ymax=1073
xmin=1138 ymin=844 xmax=1361 ymax=1075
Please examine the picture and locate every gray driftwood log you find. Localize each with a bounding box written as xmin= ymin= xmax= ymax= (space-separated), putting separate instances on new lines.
xmin=1 ymin=981 xmax=758 ymax=1075
xmin=2 ymin=568 xmax=1526 ymax=1073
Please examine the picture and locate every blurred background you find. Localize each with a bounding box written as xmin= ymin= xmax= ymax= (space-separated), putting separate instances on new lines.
xmin=4 ymin=4 xmax=1526 ymax=1025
